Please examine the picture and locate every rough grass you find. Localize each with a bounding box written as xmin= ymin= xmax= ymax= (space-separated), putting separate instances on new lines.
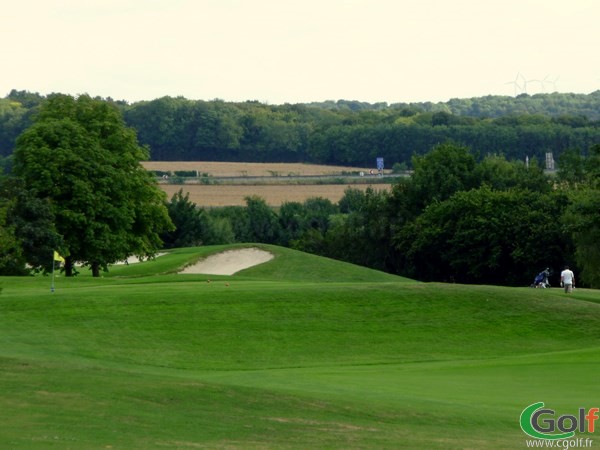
xmin=1 ymin=245 xmax=599 ymax=448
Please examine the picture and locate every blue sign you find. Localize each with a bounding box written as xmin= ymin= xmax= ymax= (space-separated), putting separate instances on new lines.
xmin=376 ymin=157 xmax=384 ymax=171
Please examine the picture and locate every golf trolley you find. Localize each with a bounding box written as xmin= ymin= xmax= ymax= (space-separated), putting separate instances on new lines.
xmin=531 ymin=268 xmax=551 ymax=288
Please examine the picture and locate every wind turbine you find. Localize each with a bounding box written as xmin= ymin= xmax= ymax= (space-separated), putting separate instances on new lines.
xmin=505 ymin=72 xmax=527 ymax=96
xmin=517 ymin=73 xmax=528 ymax=94
xmin=504 ymin=73 xmax=519 ymax=96
xmin=543 ymin=75 xmax=559 ymax=93
xmin=527 ymin=78 xmax=545 ymax=94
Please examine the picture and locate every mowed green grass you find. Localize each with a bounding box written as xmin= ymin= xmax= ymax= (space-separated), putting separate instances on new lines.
xmin=1 ymin=245 xmax=599 ymax=448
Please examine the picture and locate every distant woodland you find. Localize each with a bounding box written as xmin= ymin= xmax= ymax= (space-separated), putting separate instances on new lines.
xmin=2 ymin=89 xmax=600 ymax=168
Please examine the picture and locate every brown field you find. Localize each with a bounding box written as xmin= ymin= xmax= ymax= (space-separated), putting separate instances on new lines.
xmin=142 ymin=161 xmax=388 ymax=177
xmin=159 ymin=183 xmax=393 ymax=207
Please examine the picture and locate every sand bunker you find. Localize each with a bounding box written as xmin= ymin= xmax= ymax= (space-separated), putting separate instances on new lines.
xmin=179 ymin=248 xmax=274 ymax=275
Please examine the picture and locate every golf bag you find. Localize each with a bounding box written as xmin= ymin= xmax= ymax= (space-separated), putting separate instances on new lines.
xmin=531 ymin=268 xmax=551 ymax=288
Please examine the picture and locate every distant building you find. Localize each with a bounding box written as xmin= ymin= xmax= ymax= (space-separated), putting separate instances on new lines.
xmin=545 ymin=152 xmax=555 ymax=171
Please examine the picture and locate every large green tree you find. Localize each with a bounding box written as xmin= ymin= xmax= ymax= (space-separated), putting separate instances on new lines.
xmin=244 ymin=195 xmax=280 ymax=244
xmin=161 ymin=189 xmax=206 ymax=249
xmin=561 ymin=144 xmax=600 ymax=287
xmin=474 ymin=154 xmax=550 ymax=193
xmin=564 ymin=189 xmax=600 ymax=287
xmin=325 ymin=187 xmax=397 ymax=273
xmin=409 ymin=142 xmax=478 ymax=212
xmin=395 ymin=186 xmax=571 ymax=285
xmin=0 ymin=195 xmax=27 ymax=275
xmin=1 ymin=177 xmax=63 ymax=273
xmin=12 ymin=94 xmax=173 ymax=276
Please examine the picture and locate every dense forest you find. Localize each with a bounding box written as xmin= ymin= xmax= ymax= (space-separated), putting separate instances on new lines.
xmin=1 ymin=89 xmax=600 ymax=169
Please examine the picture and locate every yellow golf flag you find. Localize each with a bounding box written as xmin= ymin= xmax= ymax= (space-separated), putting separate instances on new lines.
xmin=53 ymin=251 xmax=65 ymax=263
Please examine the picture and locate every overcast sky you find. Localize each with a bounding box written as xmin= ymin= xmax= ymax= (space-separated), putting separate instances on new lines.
xmin=3 ymin=0 xmax=599 ymax=104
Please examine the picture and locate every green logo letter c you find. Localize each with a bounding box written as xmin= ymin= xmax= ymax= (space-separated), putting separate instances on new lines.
xmin=520 ymin=402 xmax=576 ymax=440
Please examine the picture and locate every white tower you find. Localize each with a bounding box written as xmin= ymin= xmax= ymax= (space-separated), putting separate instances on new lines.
xmin=545 ymin=152 xmax=555 ymax=170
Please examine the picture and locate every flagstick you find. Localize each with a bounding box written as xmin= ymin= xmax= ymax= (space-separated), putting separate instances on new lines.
xmin=51 ymin=257 xmax=55 ymax=293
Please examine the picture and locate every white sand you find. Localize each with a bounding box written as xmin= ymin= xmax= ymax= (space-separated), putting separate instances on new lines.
xmin=179 ymin=248 xmax=274 ymax=275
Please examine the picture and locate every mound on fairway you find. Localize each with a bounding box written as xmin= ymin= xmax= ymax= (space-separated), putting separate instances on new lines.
xmin=105 ymin=244 xmax=409 ymax=282
xmin=178 ymin=247 xmax=274 ymax=275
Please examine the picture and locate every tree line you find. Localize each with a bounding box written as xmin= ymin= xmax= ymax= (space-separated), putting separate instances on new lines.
xmin=2 ymin=90 xmax=600 ymax=169
xmin=1 ymin=93 xmax=599 ymax=287
xmin=163 ymin=143 xmax=600 ymax=288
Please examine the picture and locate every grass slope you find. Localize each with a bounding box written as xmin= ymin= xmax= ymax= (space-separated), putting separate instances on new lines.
xmin=1 ymin=245 xmax=599 ymax=448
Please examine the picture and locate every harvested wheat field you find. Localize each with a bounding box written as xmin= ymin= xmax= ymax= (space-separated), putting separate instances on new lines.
xmin=159 ymin=184 xmax=392 ymax=206
xmin=142 ymin=161 xmax=386 ymax=177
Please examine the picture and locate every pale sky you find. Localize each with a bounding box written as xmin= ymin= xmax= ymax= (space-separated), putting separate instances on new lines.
xmin=3 ymin=0 xmax=599 ymax=104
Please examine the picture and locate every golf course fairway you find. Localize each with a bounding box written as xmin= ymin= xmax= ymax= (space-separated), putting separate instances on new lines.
xmin=1 ymin=244 xmax=599 ymax=448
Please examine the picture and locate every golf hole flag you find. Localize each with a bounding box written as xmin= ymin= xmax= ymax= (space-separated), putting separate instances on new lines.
xmin=53 ymin=251 xmax=65 ymax=263
xmin=51 ymin=251 xmax=65 ymax=293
